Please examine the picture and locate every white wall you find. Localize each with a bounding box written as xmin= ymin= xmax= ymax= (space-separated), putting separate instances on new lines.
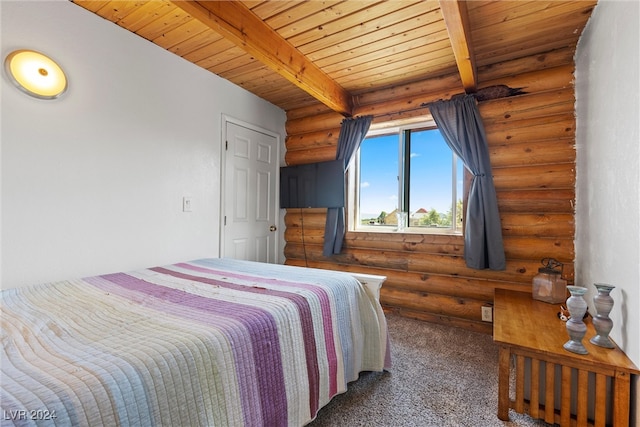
xmin=575 ymin=0 xmax=639 ymax=409
xmin=1 ymin=1 xmax=286 ymax=289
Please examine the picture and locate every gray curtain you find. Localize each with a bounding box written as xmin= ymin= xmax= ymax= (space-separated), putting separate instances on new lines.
xmin=323 ymin=115 xmax=373 ymax=256
xmin=428 ymin=95 xmax=506 ymax=270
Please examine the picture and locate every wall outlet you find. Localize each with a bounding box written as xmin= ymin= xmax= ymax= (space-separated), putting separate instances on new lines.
xmin=481 ymin=305 xmax=493 ymax=322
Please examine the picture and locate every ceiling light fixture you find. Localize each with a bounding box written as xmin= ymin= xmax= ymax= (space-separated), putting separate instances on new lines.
xmin=4 ymin=49 xmax=68 ymax=99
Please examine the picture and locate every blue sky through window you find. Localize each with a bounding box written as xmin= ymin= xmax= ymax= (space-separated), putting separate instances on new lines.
xmin=359 ymin=129 xmax=463 ymax=220
xmin=359 ymin=134 xmax=398 ymax=219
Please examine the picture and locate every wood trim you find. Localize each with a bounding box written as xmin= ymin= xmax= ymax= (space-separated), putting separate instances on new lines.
xmin=438 ymin=0 xmax=477 ymax=92
xmin=172 ymin=0 xmax=353 ymax=116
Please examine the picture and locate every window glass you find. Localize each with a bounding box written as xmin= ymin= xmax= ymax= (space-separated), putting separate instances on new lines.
xmin=358 ymin=134 xmax=398 ymax=229
xmin=354 ymin=125 xmax=463 ymax=234
xmin=408 ymin=129 xmax=453 ymax=228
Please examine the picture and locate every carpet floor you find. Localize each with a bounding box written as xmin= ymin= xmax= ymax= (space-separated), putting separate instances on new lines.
xmin=308 ymin=313 xmax=551 ymax=427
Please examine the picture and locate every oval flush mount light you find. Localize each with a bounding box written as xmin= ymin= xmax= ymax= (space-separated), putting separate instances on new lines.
xmin=4 ymin=49 xmax=68 ymax=99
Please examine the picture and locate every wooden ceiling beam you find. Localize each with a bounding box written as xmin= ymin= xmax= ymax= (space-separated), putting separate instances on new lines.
xmin=172 ymin=0 xmax=354 ymax=116
xmin=438 ymin=0 xmax=477 ymax=93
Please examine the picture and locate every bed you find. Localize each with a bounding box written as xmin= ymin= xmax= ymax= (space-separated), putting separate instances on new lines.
xmin=1 ymin=258 xmax=391 ymax=426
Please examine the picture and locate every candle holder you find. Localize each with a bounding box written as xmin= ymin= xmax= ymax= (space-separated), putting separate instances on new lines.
xmin=563 ymin=285 xmax=588 ymax=355
xmin=590 ymin=283 xmax=615 ymax=349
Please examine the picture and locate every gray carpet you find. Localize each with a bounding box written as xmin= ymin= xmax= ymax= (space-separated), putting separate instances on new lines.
xmin=308 ymin=314 xmax=550 ymax=427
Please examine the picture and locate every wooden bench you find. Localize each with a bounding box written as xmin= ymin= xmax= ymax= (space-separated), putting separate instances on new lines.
xmin=493 ymin=289 xmax=638 ymax=426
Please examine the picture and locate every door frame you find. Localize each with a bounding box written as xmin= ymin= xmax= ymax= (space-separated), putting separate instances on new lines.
xmin=220 ymin=114 xmax=282 ymax=262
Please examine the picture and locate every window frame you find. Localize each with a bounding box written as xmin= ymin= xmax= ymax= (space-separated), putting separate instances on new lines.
xmin=348 ymin=121 xmax=466 ymax=235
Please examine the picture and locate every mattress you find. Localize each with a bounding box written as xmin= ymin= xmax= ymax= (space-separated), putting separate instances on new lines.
xmin=0 ymin=258 xmax=391 ymax=426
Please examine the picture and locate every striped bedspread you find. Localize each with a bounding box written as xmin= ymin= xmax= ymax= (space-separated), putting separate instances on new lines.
xmin=1 ymin=259 xmax=391 ymax=426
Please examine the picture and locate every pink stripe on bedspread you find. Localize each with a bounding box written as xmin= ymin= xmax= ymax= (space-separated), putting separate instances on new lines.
xmin=174 ymin=262 xmax=341 ymax=398
xmin=88 ymin=272 xmax=287 ymax=427
xmin=151 ymin=266 xmax=323 ymax=417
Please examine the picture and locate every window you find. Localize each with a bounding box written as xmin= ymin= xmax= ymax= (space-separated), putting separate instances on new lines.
xmin=351 ymin=122 xmax=464 ymax=234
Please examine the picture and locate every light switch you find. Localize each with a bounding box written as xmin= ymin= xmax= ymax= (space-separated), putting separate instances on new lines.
xmin=183 ymin=197 xmax=192 ymax=212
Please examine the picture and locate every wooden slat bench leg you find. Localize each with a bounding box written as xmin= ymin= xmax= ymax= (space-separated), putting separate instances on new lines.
xmin=530 ymin=358 xmax=540 ymax=419
xmin=594 ymin=373 xmax=607 ymax=427
xmin=560 ymin=365 xmax=572 ymax=427
xmin=545 ymin=362 xmax=556 ymax=424
xmin=498 ymin=346 xmax=511 ymax=421
xmin=576 ymin=369 xmax=589 ymax=426
xmin=516 ymin=354 xmax=525 ymax=414
xmin=613 ymin=371 xmax=631 ymax=427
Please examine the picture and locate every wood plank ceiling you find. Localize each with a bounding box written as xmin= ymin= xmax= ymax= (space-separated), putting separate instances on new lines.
xmin=71 ymin=0 xmax=596 ymax=117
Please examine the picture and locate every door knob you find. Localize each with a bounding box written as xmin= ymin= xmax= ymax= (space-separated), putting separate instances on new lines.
xmin=270 ymin=225 xmax=277 ymax=232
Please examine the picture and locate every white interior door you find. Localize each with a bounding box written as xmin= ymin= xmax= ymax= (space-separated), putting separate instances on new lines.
xmin=222 ymin=119 xmax=279 ymax=263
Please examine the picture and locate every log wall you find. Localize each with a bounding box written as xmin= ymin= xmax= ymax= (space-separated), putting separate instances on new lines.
xmin=283 ymin=48 xmax=577 ymax=334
